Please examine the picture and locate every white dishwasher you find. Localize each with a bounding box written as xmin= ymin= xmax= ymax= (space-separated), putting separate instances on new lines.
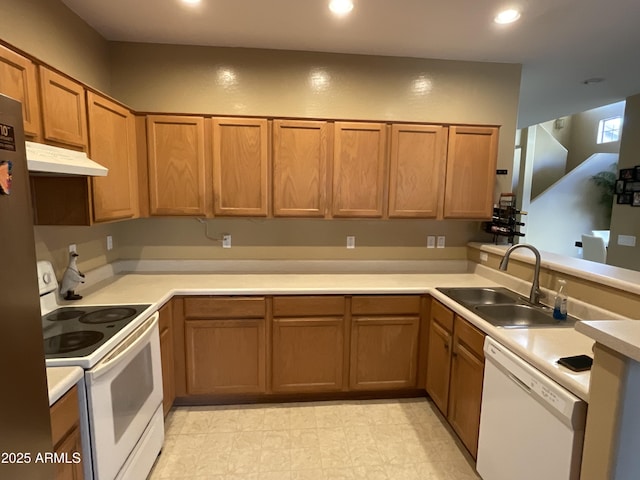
xmin=476 ymin=337 xmax=587 ymax=480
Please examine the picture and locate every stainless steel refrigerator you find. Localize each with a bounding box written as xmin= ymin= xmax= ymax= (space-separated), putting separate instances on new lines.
xmin=0 ymin=94 xmax=53 ymax=479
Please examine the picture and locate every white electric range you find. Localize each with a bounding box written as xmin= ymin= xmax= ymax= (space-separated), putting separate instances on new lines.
xmin=38 ymin=261 xmax=164 ymax=480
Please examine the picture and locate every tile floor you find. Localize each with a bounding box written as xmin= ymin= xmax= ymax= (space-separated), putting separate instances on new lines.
xmin=148 ymin=397 xmax=481 ymax=480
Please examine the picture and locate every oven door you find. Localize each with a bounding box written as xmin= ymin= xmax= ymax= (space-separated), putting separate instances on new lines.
xmin=85 ymin=313 xmax=163 ymax=480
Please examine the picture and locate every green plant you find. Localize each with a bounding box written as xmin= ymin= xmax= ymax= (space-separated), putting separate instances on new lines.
xmin=590 ymin=163 xmax=617 ymax=216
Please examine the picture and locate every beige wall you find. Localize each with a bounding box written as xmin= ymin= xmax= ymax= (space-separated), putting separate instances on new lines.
xmin=0 ymin=0 xmax=111 ymax=92
xmin=117 ymin=217 xmax=483 ymax=261
xmin=608 ymin=93 xmax=640 ymax=270
xmin=566 ymin=102 xmax=624 ymax=172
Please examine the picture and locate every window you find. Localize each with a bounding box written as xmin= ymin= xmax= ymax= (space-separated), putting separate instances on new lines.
xmin=597 ymin=116 xmax=622 ymax=144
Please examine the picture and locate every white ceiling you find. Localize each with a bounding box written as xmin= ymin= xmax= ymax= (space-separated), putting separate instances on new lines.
xmin=61 ymin=0 xmax=640 ymax=128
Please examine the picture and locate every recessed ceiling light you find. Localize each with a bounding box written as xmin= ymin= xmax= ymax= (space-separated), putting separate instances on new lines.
xmin=329 ymin=0 xmax=354 ymax=17
xmin=494 ymin=9 xmax=521 ymax=24
xmin=182 ymin=0 xmax=201 ymax=5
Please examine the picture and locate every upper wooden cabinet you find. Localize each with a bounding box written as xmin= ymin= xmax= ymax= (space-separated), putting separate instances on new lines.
xmin=388 ymin=124 xmax=447 ymax=218
xmin=443 ymin=126 xmax=499 ymax=219
xmin=39 ymin=66 xmax=87 ymax=149
xmin=146 ymin=115 xmax=208 ymax=216
xmin=213 ymin=117 xmax=269 ymax=216
xmin=332 ymin=122 xmax=387 ymax=217
xmin=272 ymin=120 xmax=330 ymax=217
xmin=0 ymin=45 xmax=41 ymax=139
xmin=87 ymin=92 xmax=139 ymax=222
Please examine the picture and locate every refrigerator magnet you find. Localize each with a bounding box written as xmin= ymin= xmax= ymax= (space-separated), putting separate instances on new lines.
xmin=0 ymin=160 xmax=12 ymax=195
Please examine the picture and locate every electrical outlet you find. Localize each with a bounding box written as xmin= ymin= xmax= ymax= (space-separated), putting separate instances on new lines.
xmin=68 ymin=244 xmax=77 ymax=253
xmin=618 ymin=235 xmax=637 ymax=247
xmin=427 ymin=236 xmax=436 ymax=248
xmin=437 ymin=236 xmax=446 ymax=248
xmin=346 ymin=236 xmax=356 ymax=249
xmin=222 ymin=234 xmax=232 ymax=248
xmin=106 ymin=235 xmax=113 ymax=251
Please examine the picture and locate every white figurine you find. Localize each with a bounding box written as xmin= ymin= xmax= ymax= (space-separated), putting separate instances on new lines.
xmin=60 ymin=252 xmax=85 ymax=300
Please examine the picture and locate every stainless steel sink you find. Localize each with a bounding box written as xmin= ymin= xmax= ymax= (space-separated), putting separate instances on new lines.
xmin=474 ymin=304 xmax=576 ymax=328
xmin=436 ymin=287 xmax=524 ymax=306
xmin=436 ymin=287 xmax=577 ymax=328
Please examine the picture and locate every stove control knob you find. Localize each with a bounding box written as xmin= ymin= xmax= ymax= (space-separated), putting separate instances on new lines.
xmin=42 ymin=272 xmax=53 ymax=285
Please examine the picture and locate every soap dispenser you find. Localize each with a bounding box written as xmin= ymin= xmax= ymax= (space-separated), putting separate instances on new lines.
xmin=553 ymin=279 xmax=568 ymax=320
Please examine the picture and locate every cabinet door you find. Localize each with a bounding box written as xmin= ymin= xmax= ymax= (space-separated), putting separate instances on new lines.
xmin=185 ymin=319 xmax=266 ymax=395
xmin=273 ymin=119 xmax=329 ymax=217
xmin=87 ymin=92 xmax=139 ymax=222
xmin=39 ymin=67 xmax=87 ymax=149
xmin=425 ymin=301 xmax=454 ymax=415
xmin=350 ymin=316 xmax=419 ymax=390
xmin=0 ymin=45 xmax=41 ymax=138
xmin=448 ymin=316 xmax=485 ymax=459
xmin=158 ymin=302 xmax=175 ymax=417
xmin=50 ymin=386 xmax=84 ymax=479
xmin=53 ymin=425 xmax=84 ymax=480
xmin=332 ymin=122 xmax=387 ymax=217
xmin=146 ymin=115 xmax=208 ymax=215
xmin=443 ymin=126 xmax=499 ymax=219
xmin=213 ymin=117 xmax=269 ymax=216
xmin=388 ymin=124 xmax=447 ymax=218
xmin=272 ymin=317 xmax=344 ymax=393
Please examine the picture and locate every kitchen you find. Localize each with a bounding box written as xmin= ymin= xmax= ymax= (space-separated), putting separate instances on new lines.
xmin=2 ymin=0 xmax=640 ymax=479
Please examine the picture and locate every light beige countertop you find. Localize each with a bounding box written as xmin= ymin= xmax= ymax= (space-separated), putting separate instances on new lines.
xmin=576 ymin=320 xmax=640 ymax=363
xmin=46 ymin=366 xmax=83 ymax=406
xmin=62 ymin=265 xmax=614 ymax=402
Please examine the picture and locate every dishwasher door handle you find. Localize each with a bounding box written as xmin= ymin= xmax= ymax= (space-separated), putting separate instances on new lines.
xmin=507 ymin=371 xmax=532 ymax=394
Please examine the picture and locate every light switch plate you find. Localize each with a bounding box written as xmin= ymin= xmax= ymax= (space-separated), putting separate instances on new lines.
xmin=68 ymin=244 xmax=76 ymax=253
xmin=222 ymin=234 xmax=232 ymax=248
xmin=106 ymin=235 xmax=113 ymax=251
xmin=437 ymin=236 xmax=446 ymax=248
xmin=427 ymin=236 xmax=436 ymax=248
xmin=618 ymin=234 xmax=636 ymax=247
xmin=346 ymin=236 xmax=356 ymax=249
xmin=480 ymin=252 xmax=489 ymax=262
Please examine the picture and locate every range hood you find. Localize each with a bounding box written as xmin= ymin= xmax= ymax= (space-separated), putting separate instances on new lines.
xmin=26 ymin=141 xmax=108 ymax=177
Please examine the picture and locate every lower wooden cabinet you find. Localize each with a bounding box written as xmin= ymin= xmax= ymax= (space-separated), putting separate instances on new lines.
xmin=50 ymin=385 xmax=84 ymax=480
xmin=158 ymin=301 xmax=175 ymax=416
xmin=183 ymin=297 xmax=267 ymax=395
xmin=185 ymin=318 xmax=266 ymax=395
xmin=425 ymin=299 xmax=454 ymax=414
xmin=272 ymin=296 xmax=345 ymax=393
xmin=426 ymin=299 xmax=486 ymax=459
xmin=448 ymin=315 xmax=485 ymax=459
xmin=350 ymin=296 xmax=421 ymax=390
xmin=272 ymin=317 xmax=345 ymax=393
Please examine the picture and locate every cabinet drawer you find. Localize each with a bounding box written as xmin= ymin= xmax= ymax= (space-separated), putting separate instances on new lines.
xmin=50 ymin=385 xmax=79 ymax=447
xmin=184 ymin=297 xmax=265 ymax=319
xmin=351 ymin=295 xmax=421 ymax=315
xmin=273 ymin=296 xmax=345 ymax=317
xmin=431 ymin=299 xmax=454 ymax=333
xmin=454 ymin=315 xmax=485 ymax=359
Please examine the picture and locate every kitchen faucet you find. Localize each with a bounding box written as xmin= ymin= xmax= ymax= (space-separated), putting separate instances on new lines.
xmin=499 ymin=243 xmax=544 ymax=305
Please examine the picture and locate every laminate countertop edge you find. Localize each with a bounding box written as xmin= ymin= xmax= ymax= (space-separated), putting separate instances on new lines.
xmin=46 ymin=366 xmax=83 ymax=406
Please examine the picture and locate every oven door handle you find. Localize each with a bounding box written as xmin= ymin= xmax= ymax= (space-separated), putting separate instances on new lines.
xmin=88 ymin=312 xmax=159 ymax=381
